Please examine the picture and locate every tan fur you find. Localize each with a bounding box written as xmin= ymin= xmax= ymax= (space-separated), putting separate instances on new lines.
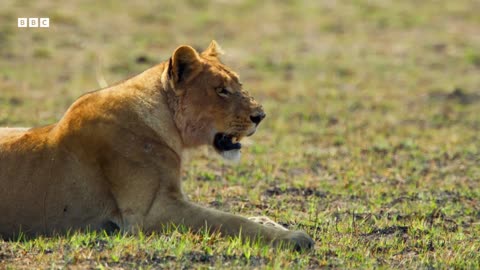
xmin=0 ymin=41 xmax=313 ymax=250
xmin=248 ymin=216 xmax=289 ymax=231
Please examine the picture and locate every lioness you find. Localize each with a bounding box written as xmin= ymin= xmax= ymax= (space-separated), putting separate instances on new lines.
xmin=0 ymin=41 xmax=314 ymax=250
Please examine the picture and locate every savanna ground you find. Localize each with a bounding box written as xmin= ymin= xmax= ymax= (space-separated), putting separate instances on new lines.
xmin=1 ymin=0 xmax=479 ymax=269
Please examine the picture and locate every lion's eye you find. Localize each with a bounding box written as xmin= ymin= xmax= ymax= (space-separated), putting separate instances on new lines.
xmin=216 ymin=87 xmax=230 ymax=97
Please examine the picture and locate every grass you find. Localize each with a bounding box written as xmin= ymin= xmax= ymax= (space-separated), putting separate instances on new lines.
xmin=1 ymin=0 xmax=480 ymax=268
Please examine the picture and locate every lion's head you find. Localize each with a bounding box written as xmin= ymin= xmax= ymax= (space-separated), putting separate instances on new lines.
xmin=163 ymin=41 xmax=265 ymax=161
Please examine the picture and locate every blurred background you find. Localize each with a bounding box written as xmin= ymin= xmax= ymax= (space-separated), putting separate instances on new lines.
xmin=2 ymin=0 xmax=479 ymax=125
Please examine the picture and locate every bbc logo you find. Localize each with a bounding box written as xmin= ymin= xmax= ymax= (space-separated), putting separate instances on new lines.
xmin=18 ymin=18 xmax=50 ymax=28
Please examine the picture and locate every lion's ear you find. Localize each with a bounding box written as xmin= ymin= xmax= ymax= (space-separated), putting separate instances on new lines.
xmin=201 ymin=40 xmax=224 ymax=59
xmin=168 ymin=45 xmax=202 ymax=85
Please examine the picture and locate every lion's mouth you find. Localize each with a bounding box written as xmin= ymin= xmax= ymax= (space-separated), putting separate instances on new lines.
xmin=213 ymin=133 xmax=242 ymax=152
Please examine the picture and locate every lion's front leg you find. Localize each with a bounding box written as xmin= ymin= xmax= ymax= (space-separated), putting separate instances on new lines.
xmin=144 ymin=198 xmax=314 ymax=251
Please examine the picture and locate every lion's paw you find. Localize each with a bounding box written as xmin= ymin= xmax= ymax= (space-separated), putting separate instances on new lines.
xmin=248 ymin=216 xmax=289 ymax=231
xmin=274 ymin=231 xmax=315 ymax=251
xmin=248 ymin=216 xmax=314 ymax=251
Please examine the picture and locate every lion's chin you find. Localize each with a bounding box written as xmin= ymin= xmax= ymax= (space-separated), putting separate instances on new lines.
xmin=220 ymin=149 xmax=241 ymax=162
xmin=213 ymin=133 xmax=242 ymax=162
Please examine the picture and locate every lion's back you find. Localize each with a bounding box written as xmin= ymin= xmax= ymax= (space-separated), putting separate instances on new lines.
xmin=0 ymin=126 xmax=118 ymax=239
xmin=0 ymin=128 xmax=29 ymax=143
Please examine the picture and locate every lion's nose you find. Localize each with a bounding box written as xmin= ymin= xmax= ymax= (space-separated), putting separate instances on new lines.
xmin=250 ymin=112 xmax=266 ymax=125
